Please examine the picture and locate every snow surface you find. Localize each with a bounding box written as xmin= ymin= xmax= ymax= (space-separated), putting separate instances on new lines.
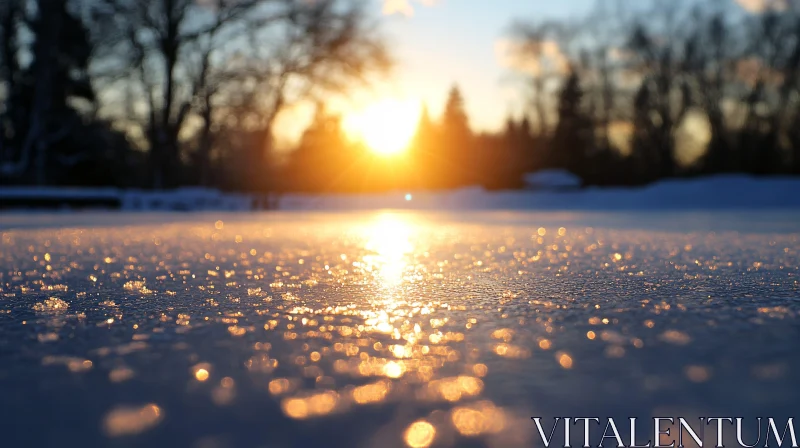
xmin=1 ymin=210 xmax=799 ymax=447
xmin=0 ymin=186 xmax=120 ymax=199
xmin=120 ymin=188 xmax=257 ymax=211
xmin=2 ymin=175 xmax=799 ymax=211
xmin=0 ymin=186 xmax=264 ymax=211
xmin=279 ymin=175 xmax=800 ymax=210
xmin=522 ymin=169 xmax=582 ymax=190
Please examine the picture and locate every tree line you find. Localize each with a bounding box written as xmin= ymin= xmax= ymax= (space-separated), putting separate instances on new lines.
xmin=278 ymin=86 xmax=542 ymax=192
xmin=511 ymin=0 xmax=800 ymax=186
xmin=0 ymin=0 xmax=388 ymax=190
xmin=2 ymin=0 xmax=800 ymax=193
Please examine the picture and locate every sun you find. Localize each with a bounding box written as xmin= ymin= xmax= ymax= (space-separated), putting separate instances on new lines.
xmin=343 ymin=99 xmax=421 ymax=155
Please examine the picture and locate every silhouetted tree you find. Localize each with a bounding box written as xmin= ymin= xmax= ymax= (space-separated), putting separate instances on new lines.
xmin=408 ymin=103 xmax=438 ymax=189
xmin=0 ymin=0 xmax=97 ymax=184
xmin=283 ymin=103 xmax=357 ymax=192
xmin=684 ymin=9 xmax=735 ymax=174
xmin=475 ymin=115 xmax=521 ymax=189
xmin=412 ymin=104 xmax=436 ymax=150
xmin=437 ymin=85 xmax=475 ymax=187
xmin=550 ymin=70 xmax=592 ymax=180
xmin=91 ymin=0 xmax=265 ymax=188
xmin=503 ymin=0 xmax=800 ymax=186
xmin=93 ymin=0 xmax=388 ymax=190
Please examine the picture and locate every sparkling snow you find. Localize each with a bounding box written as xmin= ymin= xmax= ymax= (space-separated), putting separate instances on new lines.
xmin=1 ymin=210 xmax=799 ymax=447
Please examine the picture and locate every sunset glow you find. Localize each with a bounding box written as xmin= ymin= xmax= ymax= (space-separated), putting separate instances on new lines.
xmin=344 ymin=99 xmax=420 ymax=155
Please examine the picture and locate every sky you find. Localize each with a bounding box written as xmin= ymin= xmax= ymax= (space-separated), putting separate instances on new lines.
xmin=274 ymin=0 xmax=766 ymax=148
xmin=375 ymin=0 xmax=596 ymax=126
xmin=274 ymin=0 xmax=598 ymax=147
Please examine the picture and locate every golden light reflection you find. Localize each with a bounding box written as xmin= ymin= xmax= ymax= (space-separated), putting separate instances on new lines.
xmin=451 ymin=401 xmax=507 ymax=436
xmin=32 ymin=297 xmax=69 ymax=313
xmin=472 ymin=363 xmax=488 ymax=377
xmin=556 ymin=352 xmax=573 ymax=369
xmin=423 ymin=375 xmax=484 ymax=402
xmin=192 ymin=362 xmax=212 ymax=381
xmin=211 ymin=377 xmax=236 ymax=406
xmin=103 ymin=404 xmax=163 ymax=437
xmin=269 ymin=378 xmax=293 ymax=396
xmin=490 ymin=328 xmax=515 ymax=342
xmin=41 ymin=356 xmax=93 ymax=372
xmin=383 ymin=360 xmax=406 ymax=378
xmin=404 ymin=420 xmax=437 ymax=448
xmin=492 ymin=343 xmax=530 ymax=359
xmin=659 ymin=330 xmax=692 ymax=345
xmin=685 ymin=365 xmax=711 ymax=383
xmin=281 ymin=391 xmax=340 ymax=419
xmin=109 ymin=367 xmax=135 ymax=383
xmin=352 ymin=380 xmax=391 ymax=404
xmin=362 ymin=214 xmax=415 ymax=285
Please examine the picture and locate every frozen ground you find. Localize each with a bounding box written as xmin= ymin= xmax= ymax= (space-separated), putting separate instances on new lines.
xmin=3 ymin=175 xmax=800 ymax=211
xmin=278 ymin=175 xmax=800 ymax=210
xmin=1 ymin=210 xmax=799 ymax=448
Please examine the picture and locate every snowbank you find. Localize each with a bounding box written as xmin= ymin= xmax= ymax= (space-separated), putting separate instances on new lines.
xmin=278 ymin=175 xmax=800 ymax=211
xmin=523 ymin=169 xmax=582 ymax=190
xmin=2 ymin=175 xmax=798 ymax=211
xmin=120 ymin=188 xmax=259 ymax=211
xmin=0 ymin=186 xmax=120 ymax=199
xmin=0 ymin=187 xmax=271 ymax=211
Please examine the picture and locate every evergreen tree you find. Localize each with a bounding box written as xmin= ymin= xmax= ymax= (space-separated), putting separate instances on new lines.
xmin=550 ymin=70 xmax=592 ymax=179
xmin=409 ymin=103 xmax=437 ymax=189
xmin=504 ymin=115 xmax=518 ymax=143
xmin=438 ymin=84 xmax=474 ymax=187
xmin=442 ymin=86 xmax=470 ymax=138
xmin=629 ymin=80 xmax=658 ymax=183
xmin=518 ymin=116 xmax=531 ymax=140
xmin=481 ymin=114 xmax=522 ymax=189
xmin=412 ymin=103 xmax=436 ymax=154
xmin=517 ymin=115 xmax=539 ymax=172
xmin=285 ymin=103 xmax=353 ymax=192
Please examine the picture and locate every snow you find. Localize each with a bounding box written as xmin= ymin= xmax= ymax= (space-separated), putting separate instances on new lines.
xmin=120 ymin=188 xmax=258 ymax=211
xmin=0 ymin=186 xmax=268 ymax=211
xmin=2 ymin=175 xmax=800 ymax=211
xmin=523 ymin=169 xmax=582 ymax=190
xmin=0 ymin=186 xmax=120 ymax=199
xmin=1 ymin=210 xmax=799 ymax=446
xmin=279 ymin=175 xmax=800 ymax=210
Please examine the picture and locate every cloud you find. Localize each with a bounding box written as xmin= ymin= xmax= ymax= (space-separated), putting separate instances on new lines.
xmin=494 ymin=38 xmax=569 ymax=77
xmin=381 ymin=0 xmax=438 ymax=17
xmin=734 ymin=0 xmax=788 ymax=13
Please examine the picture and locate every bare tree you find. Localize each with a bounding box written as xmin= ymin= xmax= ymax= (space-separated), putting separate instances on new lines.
xmin=0 ymin=0 xmax=20 ymax=173
xmin=0 ymin=0 xmax=87 ymax=184
xmin=578 ymin=0 xmax=633 ymax=153
xmin=212 ymin=0 xmax=389 ymax=190
xmin=509 ymin=21 xmax=571 ymax=138
xmin=746 ymin=4 xmax=800 ymax=173
xmin=90 ymin=0 xmax=262 ymax=187
xmin=91 ymin=0 xmax=388 ymax=189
